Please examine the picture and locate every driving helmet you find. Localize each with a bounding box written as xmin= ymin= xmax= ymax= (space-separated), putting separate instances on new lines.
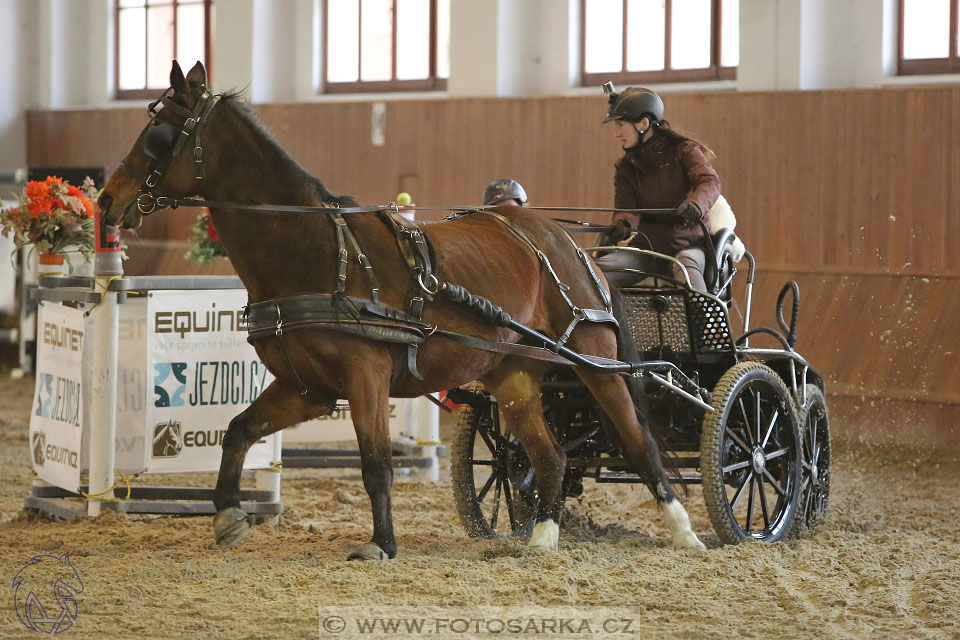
xmin=603 ymin=86 xmax=664 ymax=124
xmin=482 ymin=179 xmax=528 ymax=206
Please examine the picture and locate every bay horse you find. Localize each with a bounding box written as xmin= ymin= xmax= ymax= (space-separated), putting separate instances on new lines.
xmin=98 ymin=61 xmax=705 ymax=559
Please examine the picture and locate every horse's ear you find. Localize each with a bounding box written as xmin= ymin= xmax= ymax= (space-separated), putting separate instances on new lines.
xmin=186 ymin=61 xmax=207 ymax=89
xmin=170 ymin=60 xmax=187 ymax=94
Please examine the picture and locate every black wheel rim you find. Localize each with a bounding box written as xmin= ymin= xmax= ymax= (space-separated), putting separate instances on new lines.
xmin=799 ymin=397 xmax=830 ymax=526
xmin=719 ymin=379 xmax=798 ymax=540
xmin=468 ymin=410 xmax=536 ymax=534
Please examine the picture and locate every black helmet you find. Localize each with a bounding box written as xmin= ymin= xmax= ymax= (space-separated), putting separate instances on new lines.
xmin=483 ymin=179 xmax=528 ymax=206
xmin=603 ymin=85 xmax=664 ymax=124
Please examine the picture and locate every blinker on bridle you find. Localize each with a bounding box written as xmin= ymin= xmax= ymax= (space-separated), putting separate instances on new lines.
xmin=121 ymin=85 xmax=221 ymax=215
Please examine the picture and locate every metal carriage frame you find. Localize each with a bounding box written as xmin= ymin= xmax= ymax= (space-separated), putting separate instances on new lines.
xmin=450 ymin=241 xmax=832 ymax=545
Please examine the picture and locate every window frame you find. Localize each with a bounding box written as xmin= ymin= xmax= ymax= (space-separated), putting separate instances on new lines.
xmin=322 ymin=0 xmax=447 ymax=94
xmin=580 ymin=0 xmax=736 ymax=87
xmin=115 ymin=0 xmax=214 ymax=100
xmin=898 ymin=0 xmax=960 ymax=75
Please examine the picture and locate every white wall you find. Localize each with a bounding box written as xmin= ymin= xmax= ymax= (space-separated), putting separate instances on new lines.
xmin=2 ymin=0 xmax=959 ymax=169
xmin=0 ymin=0 xmax=28 ymax=168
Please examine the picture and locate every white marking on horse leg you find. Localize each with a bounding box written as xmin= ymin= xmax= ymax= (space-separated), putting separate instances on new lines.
xmin=527 ymin=519 xmax=559 ymax=550
xmin=662 ymin=499 xmax=706 ymax=551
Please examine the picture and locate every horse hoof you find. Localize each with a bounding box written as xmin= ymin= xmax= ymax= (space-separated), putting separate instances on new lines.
xmin=214 ymin=508 xmax=251 ymax=549
xmin=527 ymin=520 xmax=559 ymax=550
xmin=673 ymin=530 xmax=707 ymax=551
xmin=347 ymin=542 xmax=390 ymax=561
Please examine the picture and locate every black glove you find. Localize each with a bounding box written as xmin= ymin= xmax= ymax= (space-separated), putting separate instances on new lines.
xmin=676 ymin=201 xmax=702 ymax=223
xmin=600 ymin=219 xmax=633 ymax=245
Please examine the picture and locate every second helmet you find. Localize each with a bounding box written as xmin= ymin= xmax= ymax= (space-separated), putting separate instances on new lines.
xmin=482 ymin=179 xmax=528 ymax=206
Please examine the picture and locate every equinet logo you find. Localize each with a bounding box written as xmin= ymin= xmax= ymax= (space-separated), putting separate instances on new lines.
xmin=32 ymin=432 xmax=46 ymax=467
xmin=152 ymin=420 xmax=183 ymax=458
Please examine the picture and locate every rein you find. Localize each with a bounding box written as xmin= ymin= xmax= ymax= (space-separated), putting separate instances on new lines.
xmin=134 ymin=192 xmax=677 ymax=226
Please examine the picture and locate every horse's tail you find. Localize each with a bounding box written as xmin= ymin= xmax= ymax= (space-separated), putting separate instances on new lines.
xmin=608 ymin=288 xmax=687 ymax=496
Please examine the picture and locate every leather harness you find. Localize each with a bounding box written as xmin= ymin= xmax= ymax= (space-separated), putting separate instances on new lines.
xmin=124 ymin=85 xmax=621 ymax=397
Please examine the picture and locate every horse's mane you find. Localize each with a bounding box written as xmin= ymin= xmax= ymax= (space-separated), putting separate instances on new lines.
xmin=218 ymin=89 xmax=358 ymax=207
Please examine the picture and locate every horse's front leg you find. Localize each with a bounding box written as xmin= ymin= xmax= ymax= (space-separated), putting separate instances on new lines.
xmin=342 ymin=366 xmax=397 ymax=561
xmin=213 ymin=380 xmax=334 ymax=549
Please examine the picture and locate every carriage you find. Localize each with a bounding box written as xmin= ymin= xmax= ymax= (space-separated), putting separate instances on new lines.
xmin=101 ymin=63 xmax=828 ymax=556
xmin=449 ymin=225 xmax=831 ymax=544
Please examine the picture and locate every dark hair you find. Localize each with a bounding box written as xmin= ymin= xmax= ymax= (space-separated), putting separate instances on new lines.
xmin=656 ymin=119 xmax=716 ymax=162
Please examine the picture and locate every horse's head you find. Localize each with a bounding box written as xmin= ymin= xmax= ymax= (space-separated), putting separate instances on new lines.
xmin=99 ymin=60 xmax=220 ymax=229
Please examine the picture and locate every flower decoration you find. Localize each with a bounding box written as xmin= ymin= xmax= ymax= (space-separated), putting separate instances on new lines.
xmin=185 ymin=207 xmax=228 ymax=263
xmin=0 ymin=176 xmax=97 ymax=271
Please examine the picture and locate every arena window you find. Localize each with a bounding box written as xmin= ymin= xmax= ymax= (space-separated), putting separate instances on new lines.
xmin=323 ymin=0 xmax=450 ymax=93
xmin=116 ymin=0 xmax=213 ymax=100
xmin=898 ymin=0 xmax=960 ymax=75
xmin=581 ymin=0 xmax=737 ymax=86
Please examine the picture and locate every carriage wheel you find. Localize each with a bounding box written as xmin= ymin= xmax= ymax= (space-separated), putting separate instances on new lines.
xmin=796 ymin=384 xmax=831 ymax=531
xmin=450 ymin=384 xmax=536 ymax=538
xmin=701 ymin=362 xmax=801 ymax=544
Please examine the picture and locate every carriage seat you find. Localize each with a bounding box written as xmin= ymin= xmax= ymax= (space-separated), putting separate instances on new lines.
xmin=703 ymin=227 xmax=738 ymax=297
xmin=703 ymin=196 xmax=746 ymax=300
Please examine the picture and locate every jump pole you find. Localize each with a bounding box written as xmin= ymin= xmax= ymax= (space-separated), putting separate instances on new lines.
xmin=86 ymin=212 xmax=123 ymax=516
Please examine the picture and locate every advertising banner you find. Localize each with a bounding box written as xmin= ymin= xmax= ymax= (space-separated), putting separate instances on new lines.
xmin=282 ymin=399 xmax=410 ymax=443
xmin=30 ymin=302 xmax=85 ymax=492
xmin=145 ymin=290 xmax=280 ymax=473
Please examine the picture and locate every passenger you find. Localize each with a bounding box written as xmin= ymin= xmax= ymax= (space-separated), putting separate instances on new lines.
xmin=594 ymin=84 xmax=721 ymax=292
xmin=482 ymin=178 xmax=528 ymax=207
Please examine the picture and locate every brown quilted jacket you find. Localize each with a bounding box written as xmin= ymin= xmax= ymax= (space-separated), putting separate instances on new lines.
xmin=612 ymin=128 xmax=721 ymax=254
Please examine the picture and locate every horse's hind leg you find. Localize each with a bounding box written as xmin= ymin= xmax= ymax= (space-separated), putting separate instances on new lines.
xmin=213 ymin=380 xmax=334 ymax=549
xmin=568 ymin=326 xmax=706 ymax=550
xmin=481 ymin=361 xmax=565 ymax=550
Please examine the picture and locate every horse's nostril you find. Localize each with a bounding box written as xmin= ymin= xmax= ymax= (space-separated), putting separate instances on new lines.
xmin=97 ymin=194 xmax=113 ymax=215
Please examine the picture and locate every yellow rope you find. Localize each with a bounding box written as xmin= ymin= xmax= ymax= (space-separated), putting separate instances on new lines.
xmin=264 ymin=462 xmax=283 ymax=473
xmin=80 ymin=470 xmax=140 ymax=502
xmin=83 ymin=275 xmax=123 ymax=316
xmin=412 ymin=437 xmax=442 ymax=446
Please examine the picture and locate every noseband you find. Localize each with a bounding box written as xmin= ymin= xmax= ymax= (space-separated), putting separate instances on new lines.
xmin=121 ymin=86 xmax=221 ymax=215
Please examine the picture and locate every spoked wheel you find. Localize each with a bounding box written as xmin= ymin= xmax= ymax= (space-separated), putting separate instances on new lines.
xmin=701 ymin=362 xmax=801 ymax=544
xmin=797 ymin=384 xmax=831 ymax=530
xmin=451 ymin=385 xmax=536 ymax=538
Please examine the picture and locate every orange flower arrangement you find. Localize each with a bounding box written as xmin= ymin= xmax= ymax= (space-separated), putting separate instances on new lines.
xmin=1 ymin=175 xmax=97 ymax=270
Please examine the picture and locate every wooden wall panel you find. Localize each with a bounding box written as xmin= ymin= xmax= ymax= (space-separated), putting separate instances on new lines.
xmin=26 ymin=85 xmax=960 ymax=442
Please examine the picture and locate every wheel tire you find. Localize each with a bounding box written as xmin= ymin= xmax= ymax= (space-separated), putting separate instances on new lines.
xmin=796 ymin=384 xmax=831 ymax=532
xmin=450 ymin=384 xmax=536 ymax=538
xmin=701 ymin=362 xmax=802 ymax=544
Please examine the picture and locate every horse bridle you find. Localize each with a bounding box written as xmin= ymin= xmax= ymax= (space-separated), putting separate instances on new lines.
xmin=121 ymin=85 xmax=221 ymax=215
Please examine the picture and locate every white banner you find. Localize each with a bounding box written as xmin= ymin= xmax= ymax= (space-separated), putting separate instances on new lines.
xmin=30 ymin=302 xmax=85 ymax=492
xmin=283 ymin=399 xmax=410 ymax=443
xmin=145 ymin=290 xmax=279 ymax=473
